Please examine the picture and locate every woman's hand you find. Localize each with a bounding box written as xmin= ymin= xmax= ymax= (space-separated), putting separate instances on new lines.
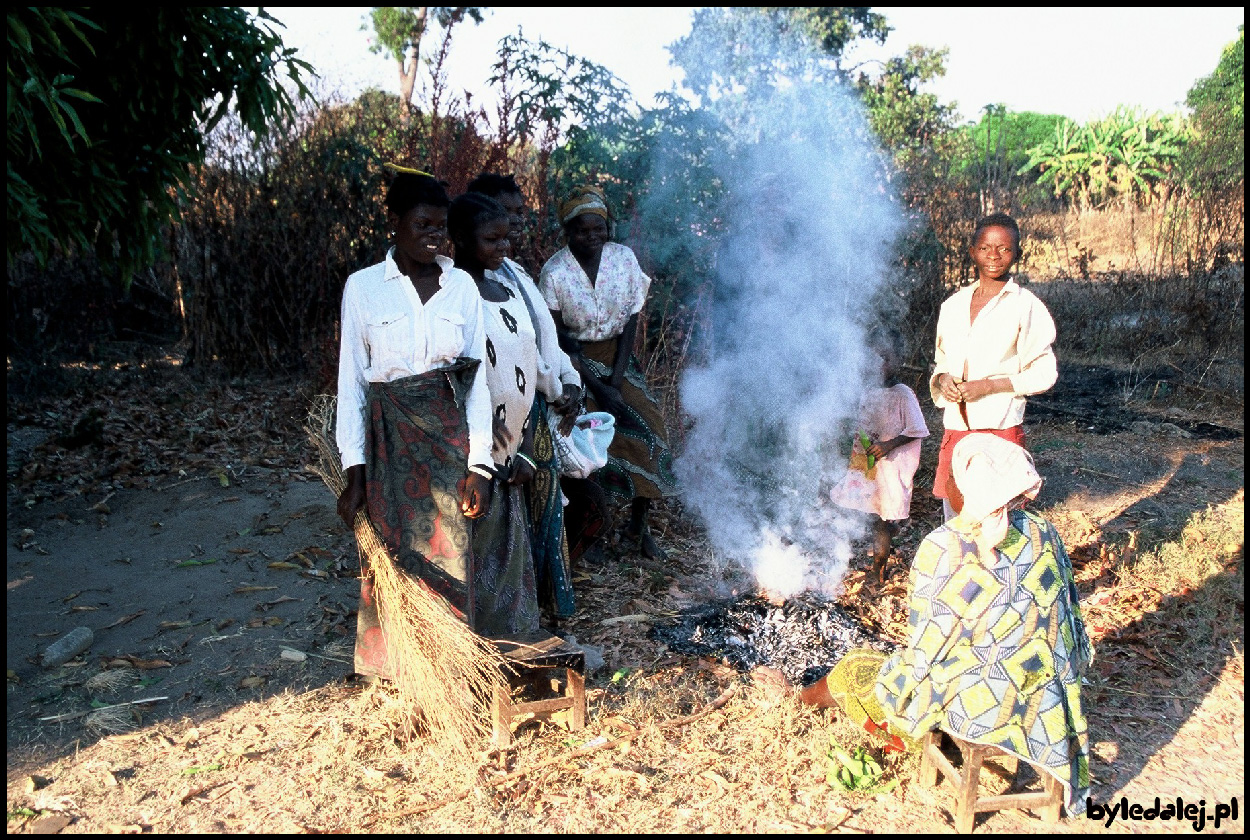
xmin=507 ymin=455 xmax=536 ymax=486
xmin=461 ymin=471 xmax=492 ymax=518
xmin=956 ymin=378 xmax=1009 ymax=402
xmin=552 ymin=383 xmax=582 ymax=414
xmin=337 ymin=465 xmax=367 ymax=528
xmin=867 ymin=441 xmax=887 ymax=460
xmin=937 ymin=373 xmax=964 ymax=403
xmin=550 ymin=384 xmax=582 ymax=436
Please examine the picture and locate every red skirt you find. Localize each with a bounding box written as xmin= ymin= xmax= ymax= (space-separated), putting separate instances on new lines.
xmin=933 ymin=426 xmax=1026 ymax=501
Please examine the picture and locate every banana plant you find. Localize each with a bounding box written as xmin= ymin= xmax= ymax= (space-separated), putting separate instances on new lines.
xmin=1020 ymin=108 xmax=1189 ymax=212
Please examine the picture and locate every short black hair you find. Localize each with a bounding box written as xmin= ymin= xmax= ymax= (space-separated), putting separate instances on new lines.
xmin=972 ymin=213 xmax=1021 ymax=248
xmin=448 ymin=192 xmax=507 ymax=256
xmin=466 ymin=172 xmax=522 ymax=199
xmin=870 ymin=325 xmax=906 ymax=361
xmin=386 ymin=172 xmax=450 ymax=218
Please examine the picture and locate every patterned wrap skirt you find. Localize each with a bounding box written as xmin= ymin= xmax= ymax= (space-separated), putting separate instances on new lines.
xmin=355 ymin=364 xmax=478 ymax=679
xmin=525 ymin=394 xmax=576 ymax=618
xmin=875 ymin=510 xmax=1093 ymax=813
xmin=471 ymin=474 xmax=541 ymax=638
xmin=580 ymin=336 xmax=677 ymax=501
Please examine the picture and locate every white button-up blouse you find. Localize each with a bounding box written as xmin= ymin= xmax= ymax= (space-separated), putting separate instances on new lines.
xmin=336 ymin=251 xmax=492 ymax=471
xmin=929 ymin=279 xmax=1058 ymax=431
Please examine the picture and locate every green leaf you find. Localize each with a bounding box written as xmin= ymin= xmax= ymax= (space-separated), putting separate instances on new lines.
xmin=10 ymin=18 xmax=32 ymax=52
xmin=60 ymin=87 xmax=103 ymax=104
xmin=176 ymin=558 xmax=218 ymax=568
xmin=181 ymin=764 xmax=223 ymax=776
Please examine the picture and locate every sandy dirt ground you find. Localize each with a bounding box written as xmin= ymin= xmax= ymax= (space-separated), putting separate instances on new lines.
xmin=5 ymin=362 xmax=1244 ymax=833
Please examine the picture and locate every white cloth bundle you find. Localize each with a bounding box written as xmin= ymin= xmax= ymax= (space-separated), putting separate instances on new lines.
xmin=548 ymin=411 xmax=615 ymax=479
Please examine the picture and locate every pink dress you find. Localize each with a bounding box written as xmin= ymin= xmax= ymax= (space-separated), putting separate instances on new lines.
xmin=830 ymin=384 xmax=929 ymax=521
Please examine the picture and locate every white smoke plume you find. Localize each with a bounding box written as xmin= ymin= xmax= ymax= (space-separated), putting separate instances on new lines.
xmin=658 ymin=18 xmax=906 ymax=598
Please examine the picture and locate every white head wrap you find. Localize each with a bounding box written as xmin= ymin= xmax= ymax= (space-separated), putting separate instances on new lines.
xmin=951 ymin=434 xmax=1042 ymax=522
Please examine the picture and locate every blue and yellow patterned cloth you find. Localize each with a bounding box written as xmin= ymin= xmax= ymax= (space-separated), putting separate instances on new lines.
xmin=875 ymin=509 xmax=1093 ymax=814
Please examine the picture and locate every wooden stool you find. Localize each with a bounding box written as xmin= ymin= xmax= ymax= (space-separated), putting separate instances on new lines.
xmin=919 ymin=730 xmax=1063 ymax=833
xmin=491 ymin=633 xmax=587 ymax=749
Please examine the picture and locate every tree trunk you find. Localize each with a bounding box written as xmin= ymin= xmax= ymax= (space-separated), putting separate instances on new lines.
xmin=398 ymin=52 xmax=418 ymax=123
xmin=397 ymin=7 xmax=430 ymax=125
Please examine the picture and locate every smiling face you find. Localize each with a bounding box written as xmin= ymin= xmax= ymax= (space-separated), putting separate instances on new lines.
xmin=472 ymin=217 xmax=511 ymax=272
xmin=495 ymin=191 xmax=526 ymax=251
xmin=969 ymin=224 xmax=1019 ymax=282
xmin=566 ymin=213 xmax=609 ymax=261
xmin=391 ymin=203 xmax=448 ymax=266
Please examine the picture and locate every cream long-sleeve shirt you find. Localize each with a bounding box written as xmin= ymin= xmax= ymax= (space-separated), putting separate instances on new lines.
xmin=492 ymin=258 xmax=581 ymax=400
xmin=929 ymin=279 xmax=1057 ymax=431
xmin=336 ymin=251 xmax=492 ymax=471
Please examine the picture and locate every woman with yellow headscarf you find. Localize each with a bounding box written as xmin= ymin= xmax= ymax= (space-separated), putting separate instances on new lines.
xmin=539 ymin=186 xmax=677 ymax=561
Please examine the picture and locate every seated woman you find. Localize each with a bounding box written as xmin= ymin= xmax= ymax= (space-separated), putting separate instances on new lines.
xmin=874 ymin=434 xmax=1093 ymax=816
xmin=539 ymin=186 xmax=678 ymax=561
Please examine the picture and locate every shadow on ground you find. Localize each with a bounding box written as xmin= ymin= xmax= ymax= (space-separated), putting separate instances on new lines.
xmin=7 ymin=469 xmax=359 ymax=773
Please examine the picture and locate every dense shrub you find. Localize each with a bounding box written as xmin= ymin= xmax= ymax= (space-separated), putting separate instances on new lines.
xmin=8 ymin=12 xmax=1242 ymax=408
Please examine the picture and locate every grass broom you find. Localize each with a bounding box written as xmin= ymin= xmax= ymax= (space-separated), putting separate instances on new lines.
xmin=305 ymin=395 xmax=507 ymax=749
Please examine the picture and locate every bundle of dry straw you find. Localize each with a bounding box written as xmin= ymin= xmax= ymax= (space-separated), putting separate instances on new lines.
xmin=305 ymin=396 xmax=507 ymax=748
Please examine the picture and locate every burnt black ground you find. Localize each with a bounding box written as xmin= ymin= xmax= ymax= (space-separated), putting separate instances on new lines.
xmin=1028 ymin=363 xmax=1242 ymax=439
xmin=650 ymin=593 xmax=896 ymax=686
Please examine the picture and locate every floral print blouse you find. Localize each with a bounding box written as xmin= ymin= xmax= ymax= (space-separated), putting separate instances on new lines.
xmin=538 ymin=243 xmax=651 ymax=342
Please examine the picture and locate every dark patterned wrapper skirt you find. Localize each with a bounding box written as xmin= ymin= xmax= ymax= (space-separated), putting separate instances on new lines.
xmin=471 ymin=475 xmax=541 ymax=638
xmin=525 ymin=394 xmax=576 ymax=618
xmin=580 ymin=337 xmax=678 ymax=501
xmin=355 ymin=365 xmax=477 ymax=679
xmin=354 ymin=361 xmax=545 ymax=677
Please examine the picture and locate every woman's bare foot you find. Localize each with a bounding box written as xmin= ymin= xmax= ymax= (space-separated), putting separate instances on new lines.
xmin=625 ymin=524 xmax=667 ymax=561
xmin=639 ymin=530 xmax=667 ymax=561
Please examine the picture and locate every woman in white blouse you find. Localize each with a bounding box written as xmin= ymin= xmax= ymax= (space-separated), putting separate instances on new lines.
xmin=335 ymin=169 xmax=495 ymax=678
xmin=930 ymin=213 xmax=1057 ymax=520
xmin=539 ymin=186 xmax=677 ymax=561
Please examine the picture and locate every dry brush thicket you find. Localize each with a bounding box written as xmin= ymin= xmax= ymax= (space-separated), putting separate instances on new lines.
xmin=7 ymin=79 xmax=1243 ymax=416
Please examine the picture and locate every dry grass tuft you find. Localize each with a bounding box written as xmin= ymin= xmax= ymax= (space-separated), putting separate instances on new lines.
xmin=83 ymin=706 xmax=137 ymax=737
xmin=84 ymin=668 xmax=137 ymax=697
xmin=304 ymin=396 xmax=508 ymax=754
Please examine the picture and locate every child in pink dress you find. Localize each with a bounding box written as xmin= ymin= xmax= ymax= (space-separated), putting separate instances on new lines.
xmin=830 ymin=333 xmax=930 ymax=580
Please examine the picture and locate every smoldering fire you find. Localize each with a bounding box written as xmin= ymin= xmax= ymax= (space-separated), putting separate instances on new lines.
xmin=650 ymin=14 xmax=906 ymax=599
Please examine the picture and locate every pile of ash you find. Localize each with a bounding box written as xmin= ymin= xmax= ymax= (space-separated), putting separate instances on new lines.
xmin=650 ymin=593 xmax=896 ymax=687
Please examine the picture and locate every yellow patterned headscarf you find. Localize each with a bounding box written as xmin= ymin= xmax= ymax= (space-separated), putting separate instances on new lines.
xmin=558 ymin=186 xmax=610 ymax=225
xmin=384 ymin=162 xmax=434 ymax=178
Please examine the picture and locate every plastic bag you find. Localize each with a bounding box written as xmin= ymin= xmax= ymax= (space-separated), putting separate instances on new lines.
xmin=548 ymin=411 xmax=615 ymax=479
